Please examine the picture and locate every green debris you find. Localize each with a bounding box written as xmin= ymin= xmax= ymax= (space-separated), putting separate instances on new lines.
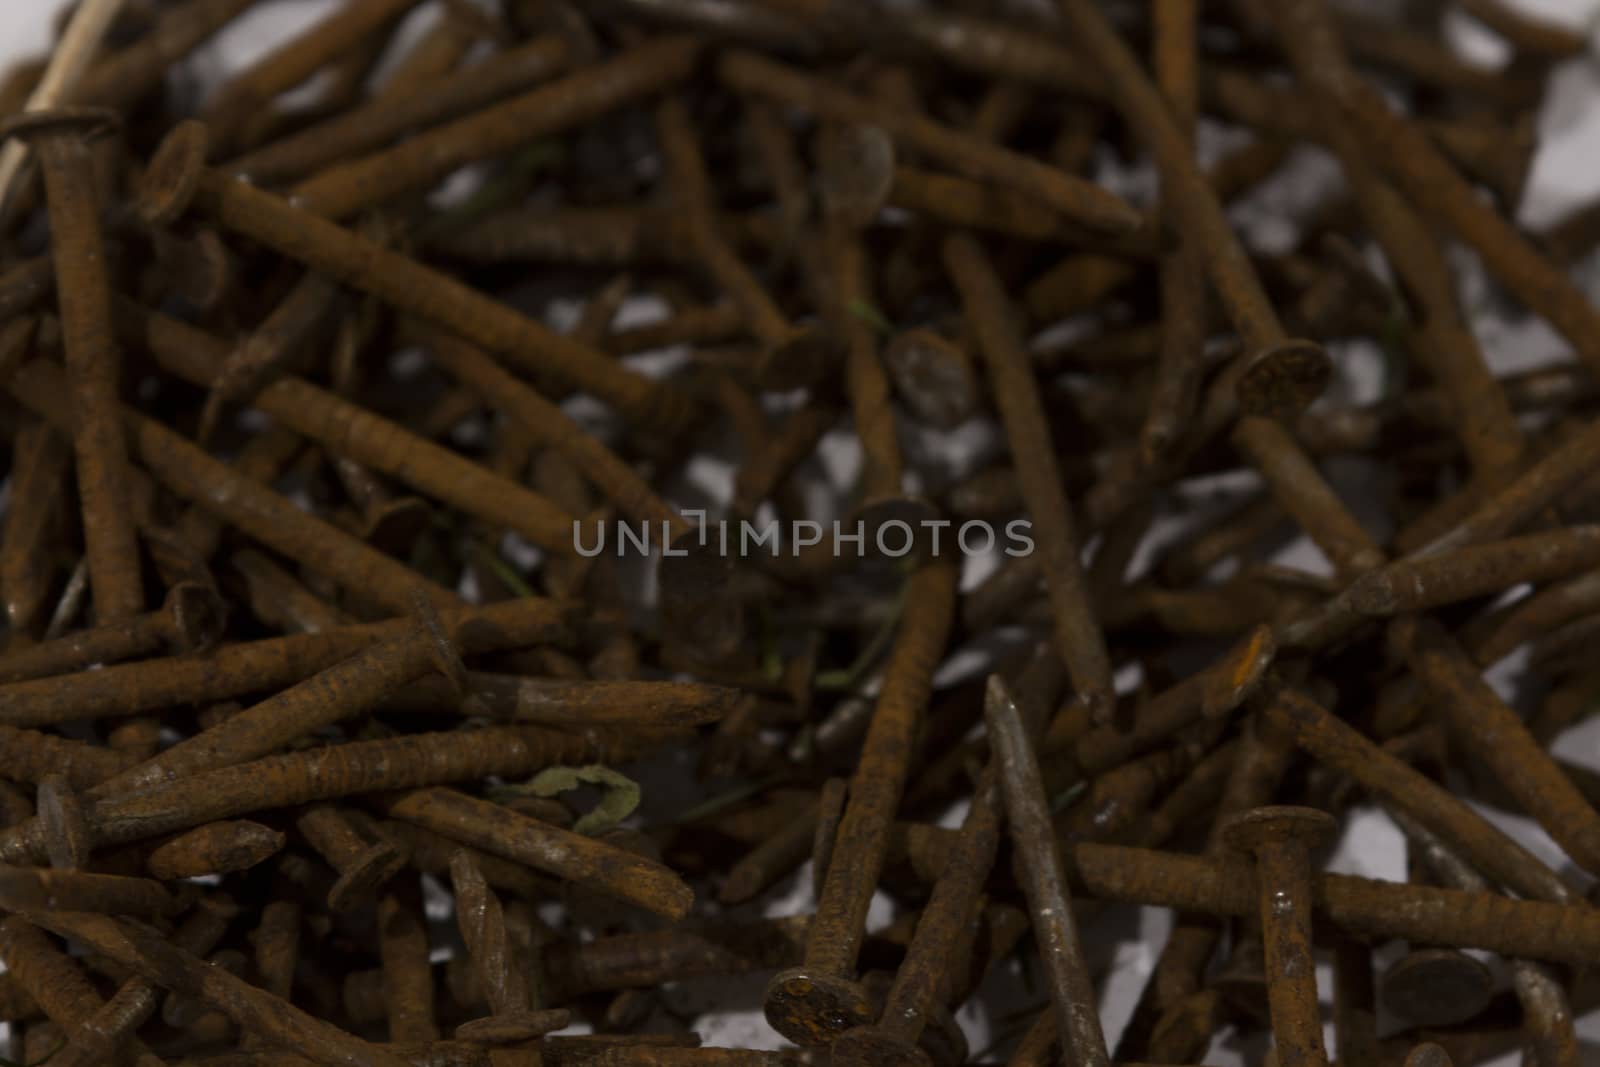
xmin=1050 ymin=778 xmax=1089 ymax=815
xmin=816 ymin=583 xmax=909 ymax=691
xmin=502 ymin=764 xmax=642 ymax=835
xmin=418 ymin=140 xmax=565 ymax=239
xmin=661 ymin=772 xmax=788 ymax=827
xmin=846 ymin=298 xmax=894 ymax=336
xmin=465 ymin=537 xmax=536 ymax=600
xmin=1379 ymin=303 xmax=1412 ymax=402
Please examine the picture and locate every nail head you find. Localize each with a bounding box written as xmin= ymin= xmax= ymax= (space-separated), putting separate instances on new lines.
xmin=1237 ymin=338 xmax=1331 ymax=419
xmin=763 ymin=967 xmax=874 ymax=1045
xmin=140 ymin=120 xmax=210 ymax=228
xmin=0 ymin=106 xmax=120 ymax=147
xmin=1219 ymin=805 xmax=1339 ymax=853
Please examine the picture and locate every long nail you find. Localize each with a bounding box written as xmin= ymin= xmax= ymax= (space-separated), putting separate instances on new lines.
xmin=1399 ymin=617 xmax=1600 ymax=877
xmin=197 ymin=272 xmax=343 ymax=444
xmin=807 ymin=159 xmax=932 ymax=554
xmin=76 ymin=0 xmax=260 ymax=109
xmin=1051 ymin=0 xmax=1329 ymax=419
xmin=657 ymin=95 xmax=830 ymax=389
xmin=1281 ymin=415 xmax=1600 ymax=649
xmin=946 ymin=233 xmax=1113 ymax=721
xmin=1328 ymin=61 xmax=1600 ymax=380
xmin=429 ymin=207 xmax=756 ymax=268
xmin=1329 ymin=10 xmax=1541 ymax=110
xmin=290 ymin=36 xmax=701 ymax=219
xmin=0 ymin=916 xmax=167 ymax=1067
xmin=985 ymin=674 xmax=1111 ymax=1066
xmin=420 ymin=328 xmax=685 ymax=534
xmin=535 ymin=915 xmax=813 ymax=1003
xmin=832 ymin=656 xmax=1065 ymax=1065
xmin=1468 ymin=566 xmax=1600 ymax=665
xmin=94 ymin=590 xmax=466 ymax=795
xmin=380 ymin=787 xmax=693 ymax=920
xmin=52 ymin=897 xmax=235 ymax=1067
xmin=1260 ymin=681 xmax=1577 ymax=904
xmin=386 ymin=673 xmax=739 ymax=729
xmin=201 ymin=0 xmax=426 ymax=156
xmin=1231 ymin=415 xmax=1386 ymax=580
xmin=447 ymin=849 xmax=529 ymax=1023
xmin=1 ymin=108 xmax=144 ymax=622
xmin=1139 ymin=0 xmax=1208 ymax=464
xmin=1048 ymin=625 xmax=1276 ymax=799
xmin=35 ymin=910 xmax=414 ymax=1067
xmin=741 ymin=98 xmax=811 ymax=261
xmin=226 ymin=32 xmax=575 ymax=186
xmin=1125 ymin=712 xmax=1295 ymax=1061
xmin=0 ymin=865 xmax=177 ymax=919
xmin=0 ymin=595 xmax=569 ymax=729
xmin=6 ymin=357 xmax=459 ymax=616
xmin=365 ymin=3 xmax=483 ymax=100
xmin=139 ymin=120 xmax=700 ymax=438
xmin=764 ymin=559 xmax=956 ymax=1045
xmin=1348 ymin=527 xmax=1600 ymax=618
xmin=0 ymin=721 xmax=616 ymax=865
xmin=720 ymin=50 xmax=1141 ymax=234
xmin=1221 ymin=806 xmax=1337 ymax=1066
xmin=1265 ymin=0 xmax=1524 ymax=486
xmin=123 ymin=304 xmax=584 ymax=556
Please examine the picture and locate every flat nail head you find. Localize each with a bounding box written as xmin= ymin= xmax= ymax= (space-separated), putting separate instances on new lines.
xmin=884 ymin=328 xmax=978 ymax=430
xmin=140 ymin=120 xmax=210 ymax=227
xmin=763 ymin=967 xmax=874 ymax=1045
xmin=167 ymin=581 xmax=226 ymax=653
xmin=1380 ymin=948 xmax=1495 ymax=1028
xmin=1237 ymin=338 xmax=1331 ymax=419
xmin=817 ymin=123 xmax=895 ymax=228
xmin=326 ymin=839 xmax=409 ymax=914
xmin=0 ymin=106 xmax=121 ymax=146
xmin=1219 ymin=805 xmax=1339 ymax=853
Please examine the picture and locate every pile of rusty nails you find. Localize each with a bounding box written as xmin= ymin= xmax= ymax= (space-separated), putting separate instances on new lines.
xmin=0 ymin=0 xmax=1598 ymax=1064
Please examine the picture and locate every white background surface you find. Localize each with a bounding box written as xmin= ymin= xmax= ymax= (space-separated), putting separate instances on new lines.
xmin=4 ymin=0 xmax=1600 ymax=1063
